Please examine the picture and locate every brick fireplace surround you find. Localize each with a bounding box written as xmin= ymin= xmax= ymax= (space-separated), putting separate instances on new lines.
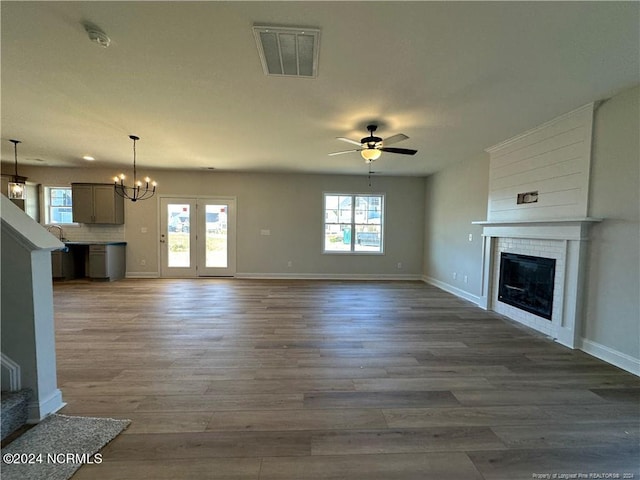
xmin=474 ymin=218 xmax=601 ymax=348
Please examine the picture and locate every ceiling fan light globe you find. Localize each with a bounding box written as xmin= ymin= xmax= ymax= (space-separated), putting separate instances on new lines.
xmin=361 ymin=148 xmax=381 ymax=161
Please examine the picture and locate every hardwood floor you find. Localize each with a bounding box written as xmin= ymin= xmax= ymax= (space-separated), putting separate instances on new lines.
xmin=50 ymin=279 xmax=639 ymax=479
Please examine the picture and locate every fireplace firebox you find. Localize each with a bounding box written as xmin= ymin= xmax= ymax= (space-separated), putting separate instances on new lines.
xmin=498 ymin=253 xmax=556 ymax=320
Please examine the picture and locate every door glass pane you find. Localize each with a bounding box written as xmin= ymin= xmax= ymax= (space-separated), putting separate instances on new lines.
xmin=167 ymin=204 xmax=190 ymax=267
xmin=205 ymin=204 xmax=228 ymax=268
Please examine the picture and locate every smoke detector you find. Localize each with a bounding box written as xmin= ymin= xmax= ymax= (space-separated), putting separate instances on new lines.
xmin=83 ymin=21 xmax=111 ymax=48
xmin=252 ymin=25 xmax=320 ymax=78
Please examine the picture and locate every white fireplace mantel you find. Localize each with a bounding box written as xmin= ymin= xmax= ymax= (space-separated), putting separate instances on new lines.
xmin=472 ymin=218 xmax=602 ymax=241
xmin=474 ymin=217 xmax=602 ymax=350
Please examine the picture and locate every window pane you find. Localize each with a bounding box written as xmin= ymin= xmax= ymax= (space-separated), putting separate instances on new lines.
xmin=325 ymin=209 xmax=338 ymax=223
xmin=354 ymin=224 xmax=382 ymax=252
xmin=356 ymin=195 xmax=383 ymax=224
xmin=50 ymin=188 xmax=72 ymax=206
xmin=325 ymin=195 xmax=339 ymax=209
xmin=324 ymin=224 xmax=351 ymax=252
xmin=338 ymin=195 xmax=352 ymax=223
xmin=51 ymin=207 xmax=73 ymax=224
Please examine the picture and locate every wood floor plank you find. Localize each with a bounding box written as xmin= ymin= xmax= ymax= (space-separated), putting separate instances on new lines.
xmin=304 ymin=390 xmax=459 ymax=409
xmin=253 ymin=366 xmax=387 ymax=380
xmin=297 ymin=356 xmax=420 ymax=368
xmin=542 ymin=403 xmax=640 ymax=424
xmin=590 ymin=387 xmax=640 ymax=403
xmin=121 ymin=412 xmax=214 ymax=434
xmin=100 ymin=431 xmax=311 ymax=460
xmin=383 ymin=405 xmax=549 ymax=428
xmin=452 ymin=388 xmax=606 ymax=406
xmin=59 ymin=395 xmax=146 ymax=415
xmin=59 ymin=380 xmax=211 ymax=396
xmin=354 ymin=377 xmax=493 ymax=391
xmin=73 ymin=458 xmax=262 ymax=480
xmin=206 ymin=408 xmax=387 ymax=432
xmin=204 ymin=378 xmax=356 ymax=395
xmin=491 ymin=422 xmax=640 ymax=449
xmin=259 ymin=452 xmax=484 ymax=479
xmin=310 ymin=426 xmax=506 ymax=455
xmin=487 ymin=374 xmax=640 ymax=389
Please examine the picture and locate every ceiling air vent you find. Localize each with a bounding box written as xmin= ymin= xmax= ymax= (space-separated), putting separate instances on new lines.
xmin=252 ymin=25 xmax=320 ymax=78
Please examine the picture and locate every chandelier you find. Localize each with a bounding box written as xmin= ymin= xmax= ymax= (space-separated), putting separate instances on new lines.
xmin=114 ymin=135 xmax=156 ymax=202
xmin=8 ymin=139 xmax=27 ymax=200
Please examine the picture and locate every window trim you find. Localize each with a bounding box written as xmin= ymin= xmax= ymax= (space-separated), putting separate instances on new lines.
xmin=322 ymin=192 xmax=385 ymax=255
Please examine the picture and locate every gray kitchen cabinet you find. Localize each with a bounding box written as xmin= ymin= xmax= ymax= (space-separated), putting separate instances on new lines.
xmin=51 ymin=250 xmax=74 ymax=280
xmin=71 ymin=183 xmax=124 ymax=224
xmin=89 ymin=244 xmax=126 ymax=281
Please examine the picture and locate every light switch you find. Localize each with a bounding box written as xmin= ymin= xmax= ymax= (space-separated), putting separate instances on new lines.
xmin=468 ymin=233 xmax=473 ymax=242
xmin=260 ymin=229 xmax=271 ymax=236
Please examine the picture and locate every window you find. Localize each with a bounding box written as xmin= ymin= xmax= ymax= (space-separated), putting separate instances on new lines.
xmin=323 ymin=193 xmax=384 ymax=253
xmin=45 ymin=187 xmax=74 ymax=224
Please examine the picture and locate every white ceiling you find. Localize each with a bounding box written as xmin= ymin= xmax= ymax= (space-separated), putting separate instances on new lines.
xmin=1 ymin=1 xmax=638 ymax=176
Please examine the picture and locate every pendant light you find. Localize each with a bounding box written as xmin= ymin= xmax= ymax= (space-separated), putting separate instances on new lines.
xmin=8 ymin=139 xmax=27 ymax=200
xmin=114 ymin=135 xmax=157 ymax=202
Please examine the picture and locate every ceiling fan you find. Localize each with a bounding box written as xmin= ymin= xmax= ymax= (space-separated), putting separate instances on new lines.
xmin=329 ymin=124 xmax=417 ymax=162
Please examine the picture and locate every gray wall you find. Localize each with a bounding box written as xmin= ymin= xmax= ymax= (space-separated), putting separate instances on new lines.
xmin=7 ymin=168 xmax=426 ymax=278
xmin=422 ymin=84 xmax=640 ymax=364
xmin=584 ymin=85 xmax=639 ymax=360
xmin=422 ymin=153 xmax=489 ymax=299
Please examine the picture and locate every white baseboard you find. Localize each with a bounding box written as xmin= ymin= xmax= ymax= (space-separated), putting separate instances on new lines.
xmin=27 ymin=388 xmax=65 ymax=423
xmin=126 ymin=272 xmax=160 ymax=278
xmin=235 ymin=273 xmax=422 ymax=281
xmin=579 ymin=338 xmax=640 ymax=376
xmin=421 ymin=275 xmax=482 ymax=305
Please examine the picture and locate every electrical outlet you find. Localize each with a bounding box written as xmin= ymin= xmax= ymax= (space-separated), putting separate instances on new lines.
xmin=140 ymin=259 xmax=146 ymax=266
xmin=141 ymin=227 xmax=148 ymax=234
xmin=464 ymin=275 xmax=468 ymax=283
xmin=287 ymin=260 xmax=293 ymax=268
xmin=260 ymin=229 xmax=271 ymax=236
xmin=397 ymin=262 xmax=402 ymax=269
xmin=468 ymin=233 xmax=473 ymax=242
xmin=453 ymin=272 xmax=457 ymax=280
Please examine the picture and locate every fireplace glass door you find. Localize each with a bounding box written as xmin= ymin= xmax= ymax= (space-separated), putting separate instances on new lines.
xmin=498 ymin=253 xmax=556 ymax=320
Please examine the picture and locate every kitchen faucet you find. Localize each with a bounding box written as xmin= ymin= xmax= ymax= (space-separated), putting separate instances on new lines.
xmin=47 ymin=224 xmax=65 ymax=241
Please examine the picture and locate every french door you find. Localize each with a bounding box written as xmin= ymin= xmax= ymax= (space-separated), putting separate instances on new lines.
xmin=160 ymin=197 xmax=236 ymax=277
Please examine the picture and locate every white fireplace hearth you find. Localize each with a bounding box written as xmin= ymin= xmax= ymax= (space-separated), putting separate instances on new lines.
xmin=473 ymin=218 xmax=601 ymax=348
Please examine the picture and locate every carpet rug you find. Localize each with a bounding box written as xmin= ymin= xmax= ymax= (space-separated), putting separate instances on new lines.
xmin=1 ymin=414 xmax=130 ymax=480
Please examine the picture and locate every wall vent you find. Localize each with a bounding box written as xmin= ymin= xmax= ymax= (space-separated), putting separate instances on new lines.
xmin=252 ymin=25 xmax=320 ymax=78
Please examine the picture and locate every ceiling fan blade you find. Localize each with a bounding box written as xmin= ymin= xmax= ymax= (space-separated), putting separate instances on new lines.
xmin=328 ymin=149 xmax=362 ymax=156
xmin=336 ymin=137 xmax=363 ymax=146
xmin=382 ymin=133 xmax=409 ymax=146
xmin=380 ymin=147 xmax=418 ymax=155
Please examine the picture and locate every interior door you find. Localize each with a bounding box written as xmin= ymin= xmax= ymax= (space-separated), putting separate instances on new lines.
xmin=160 ymin=197 xmax=236 ymax=277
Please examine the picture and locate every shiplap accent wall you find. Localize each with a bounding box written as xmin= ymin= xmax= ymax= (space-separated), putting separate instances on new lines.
xmin=485 ymin=103 xmax=595 ymax=221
